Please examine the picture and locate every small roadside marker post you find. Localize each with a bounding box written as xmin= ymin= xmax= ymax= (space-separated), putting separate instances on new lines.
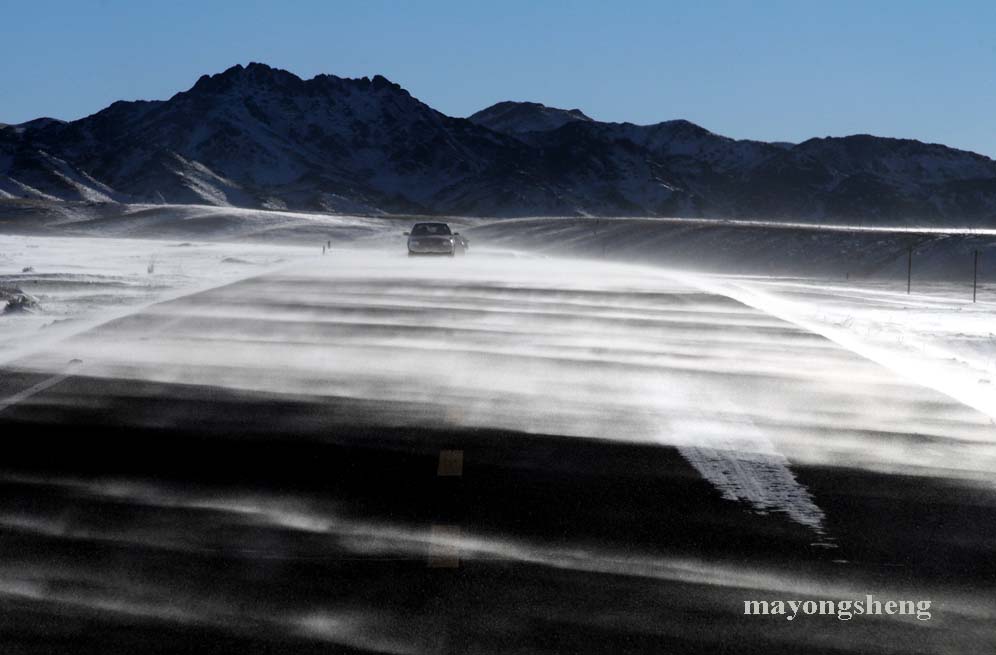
xmin=973 ymin=250 xmax=979 ymax=303
xmin=907 ymin=247 xmax=912 ymax=295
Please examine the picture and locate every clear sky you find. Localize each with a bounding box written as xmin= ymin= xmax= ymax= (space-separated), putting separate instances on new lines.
xmin=2 ymin=0 xmax=994 ymax=156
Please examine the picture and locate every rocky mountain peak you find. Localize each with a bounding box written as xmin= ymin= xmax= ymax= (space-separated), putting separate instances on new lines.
xmin=469 ymin=101 xmax=594 ymax=135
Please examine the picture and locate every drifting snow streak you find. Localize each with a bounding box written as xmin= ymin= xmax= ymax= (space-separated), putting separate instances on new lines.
xmin=5 ymin=473 xmax=992 ymax=626
xmin=5 ymin=246 xmax=996 ymax=530
xmin=675 ymin=430 xmax=827 ymax=535
xmin=679 ymin=445 xmax=826 ymax=533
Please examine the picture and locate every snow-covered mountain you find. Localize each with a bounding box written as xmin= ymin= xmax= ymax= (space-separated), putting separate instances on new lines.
xmin=3 ymin=63 xmax=996 ymax=225
xmin=1 ymin=64 xmax=554 ymax=215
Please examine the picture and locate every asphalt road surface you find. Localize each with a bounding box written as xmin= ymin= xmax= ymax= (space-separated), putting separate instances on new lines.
xmin=1 ymin=252 xmax=994 ymax=654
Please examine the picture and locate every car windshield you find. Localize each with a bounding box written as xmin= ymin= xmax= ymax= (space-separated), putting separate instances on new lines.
xmin=411 ymin=223 xmax=451 ymax=236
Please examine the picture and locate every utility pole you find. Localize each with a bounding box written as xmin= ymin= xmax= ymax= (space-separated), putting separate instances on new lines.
xmin=594 ymin=218 xmax=600 ymax=258
xmin=907 ymin=246 xmax=912 ymax=295
xmin=973 ymin=249 xmax=979 ymax=303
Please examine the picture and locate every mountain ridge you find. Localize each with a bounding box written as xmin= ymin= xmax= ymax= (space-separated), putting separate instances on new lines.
xmin=3 ymin=62 xmax=995 ymax=225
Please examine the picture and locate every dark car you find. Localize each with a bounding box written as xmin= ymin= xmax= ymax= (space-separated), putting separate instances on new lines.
xmin=405 ymin=222 xmax=468 ymax=257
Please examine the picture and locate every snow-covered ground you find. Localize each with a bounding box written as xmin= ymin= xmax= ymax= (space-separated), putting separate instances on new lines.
xmin=0 ymin=201 xmax=416 ymax=243
xmin=0 ymin=234 xmax=314 ymax=364
xmin=467 ymin=215 xmax=996 ymax=280
xmin=699 ymin=276 xmax=996 ymax=422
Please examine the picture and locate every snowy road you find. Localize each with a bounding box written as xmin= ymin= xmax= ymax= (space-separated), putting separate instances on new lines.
xmin=1 ymin=245 xmax=995 ymax=653
xmin=6 ymin=249 xmax=994 ymax=484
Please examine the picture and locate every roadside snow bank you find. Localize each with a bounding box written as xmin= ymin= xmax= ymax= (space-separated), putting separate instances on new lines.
xmin=0 ymin=234 xmax=311 ymax=363
xmin=691 ymin=276 xmax=996 ymax=422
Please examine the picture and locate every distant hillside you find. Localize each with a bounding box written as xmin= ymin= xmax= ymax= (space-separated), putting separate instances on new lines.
xmin=3 ymin=63 xmax=996 ymax=225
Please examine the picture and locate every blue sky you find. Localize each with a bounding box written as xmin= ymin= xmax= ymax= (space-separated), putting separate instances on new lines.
xmin=2 ymin=0 xmax=994 ymax=156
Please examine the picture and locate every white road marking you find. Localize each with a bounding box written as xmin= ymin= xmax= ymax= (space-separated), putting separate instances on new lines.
xmin=0 ymin=362 xmax=83 ymax=414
